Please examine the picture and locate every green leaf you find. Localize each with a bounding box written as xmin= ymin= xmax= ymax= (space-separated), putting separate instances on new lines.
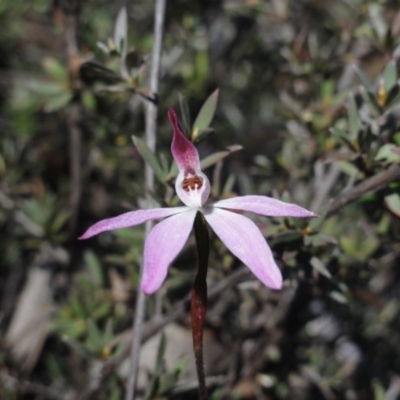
xmin=192 ymin=88 xmax=219 ymax=139
xmin=383 ymin=60 xmax=397 ymax=92
xmin=385 ymin=193 xmax=400 ymax=217
xmin=125 ymin=50 xmax=144 ymax=79
xmin=84 ymin=250 xmax=104 ymax=286
xmin=353 ymin=64 xmax=374 ymax=93
xmin=348 ymin=95 xmax=359 ymax=141
xmin=308 ymin=203 xmax=329 ymax=231
xmin=43 ymin=57 xmax=68 ymax=81
xmin=50 ymin=209 xmax=69 ymax=233
xmin=385 ymin=84 xmax=400 ymax=109
xmin=310 ymin=256 xmax=332 ymax=279
xmin=43 ymin=92 xmax=73 ymax=113
xmin=360 ymin=86 xmax=380 ymax=116
xmin=394 ymin=132 xmax=400 ymax=146
xmin=87 ymin=320 xmax=104 ymax=353
xmin=193 ymin=127 xmax=214 ymax=144
xmin=335 ymin=160 xmax=359 ymax=176
xmin=132 ymin=136 xmax=166 ymax=183
xmin=80 ymin=62 xmax=124 ymax=85
xmin=159 ymin=359 xmax=186 ymax=394
xmin=222 ymin=173 xmax=236 ymax=195
xmin=69 ymin=293 xmax=86 ymax=319
xmin=155 ymin=333 xmax=167 ymax=374
xmin=96 ymin=41 xmax=110 ymax=55
xmin=374 ymin=144 xmax=400 ymax=164
xmin=28 ymin=81 xmax=65 ymax=96
xmin=61 ymin=333 xmax=92 ymax=355
xmin=330 ymin=291 xmax=348 ymax=304
xmin=372 ymin=380 xmax=385 ymax=400
xmin=200 ymin=145 xmax=243 ymax=170
xmin=114 ymin=7 xmax=128 ymax=57
xmin=178 ymin=93 xmax=191 ymax=136
xmin=273 ymin=231 xmax=303 ymax=245
xmin=144 ymin=333 xmax=167 ymax=400
xmin=104 ymin=318 xmax=114 ymax=343
xmin=340 ymin=227 xmax=379 ymax=261
xmin=330 ymin=127 xmax=356 ymax=150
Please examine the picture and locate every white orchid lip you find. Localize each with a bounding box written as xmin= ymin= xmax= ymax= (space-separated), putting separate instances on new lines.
xmin=175 ymin=169 xmax=210 ymax=208
xmin=182 ymin=169 xmax=203 ymax=192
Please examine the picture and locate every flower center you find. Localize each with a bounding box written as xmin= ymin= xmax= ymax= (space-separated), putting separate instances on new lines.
xmin=182 ymin=175 xmax=203 ymax=192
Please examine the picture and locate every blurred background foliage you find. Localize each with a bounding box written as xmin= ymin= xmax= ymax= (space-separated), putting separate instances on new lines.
xmin=1 ymin=0 xmax=400 ymax=399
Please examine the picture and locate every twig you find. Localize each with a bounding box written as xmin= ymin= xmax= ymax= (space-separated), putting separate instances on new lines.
xmin=327 ymin=164 xmax=400 ymax=217
xmin=310 ymin=163 xmax=340 ymax=212
xmin=125 ymin=1 xmax=167 ymax=399
xmin=59 ymin=0 xmax=84 ymax=236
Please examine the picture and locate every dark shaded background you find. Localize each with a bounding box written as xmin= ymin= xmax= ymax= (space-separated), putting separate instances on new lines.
xmin=1 ymin=0 xmax=400 ymax=399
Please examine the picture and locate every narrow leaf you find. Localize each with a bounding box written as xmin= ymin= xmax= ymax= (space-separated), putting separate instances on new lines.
xmin=144 ymin=333 xmax=167 ymax=400
xmin=43 ymin=92 xmax=73 ymax=113
xmin=330 ymin=127 xmax=355 ymax=149
xmin=385 ymin=193 xmax=400 ymax=217
xmin=375 ymin=144 xmax=400 ymax=164
xmin=43 ymin=57 xmax=68 ymax=81
xmin=114 ymin=7 xmax=128 ymax=57
xmin=84 ymin=250 xmax=104 ymax=286
xmin=192 ymin=88 xmax=219 ymax=138
xmin=178 ymin=93 xmax=191 ymax=135
xmin=222 ymin=173 xmax=236 ymax=195
xmin=348 ymin=95 xmax=359 ymax=141
xmin=310 ymin=256 xmax=332 ymax=278
xmin=329 ymin=291 xmax=348 ymax=304
xmin=97 ymin=41 xmax=110 ymax=55
xmin=80 ymin=62 xmax=124 ymax=85
xmin=132 ymin=136 xmax=166 ymax=182
xmin=384 ymin=83 xmax=400 ymax=108
xmin=360 ymin=86 xmax=380 ymax=116
xmin=383 ymin=60 xmax=397 ymax=92
xmin=155 ymin=333 xmax=167 ymax=373
xmin=352 ymin=64 xmax=374 ymax=92
xmin=200 ymin=145 xmax=242 ymax=170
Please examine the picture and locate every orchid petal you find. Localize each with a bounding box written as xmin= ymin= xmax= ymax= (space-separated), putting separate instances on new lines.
xmin=203 ymin=207 xmax=282 ymax=289
xmin=212 ymin=195 xmax=316 ymax=218
xmin=141 ymin=209 xmax=197 ymax=294
xmin=168 ymin=108 xmax=200 ymax=172
xmin=79 ymin=207 xmax=189 ymax=239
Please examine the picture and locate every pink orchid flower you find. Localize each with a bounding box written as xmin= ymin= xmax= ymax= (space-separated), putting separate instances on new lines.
xmin=79 ymin=108 xmax=316 ymax=294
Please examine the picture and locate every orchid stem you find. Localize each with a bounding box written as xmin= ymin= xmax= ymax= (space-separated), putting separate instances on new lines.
xmin=192 ymin=212 xmax=210 ymax=400
xmin=125 ymin=0 xmax=166 ymax=399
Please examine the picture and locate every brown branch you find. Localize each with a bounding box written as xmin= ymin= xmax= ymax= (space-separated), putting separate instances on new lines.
xmin=125 ymin=0 xmax=167 ymax=399
xmin=327 ymin=163 xmax=400 ymax=217
xmin=57 ymin=0 xmax=84 ymax=236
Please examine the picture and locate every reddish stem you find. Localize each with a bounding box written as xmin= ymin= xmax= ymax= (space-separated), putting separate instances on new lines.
xmin=191 ymin=212 xmax=209 ymax=400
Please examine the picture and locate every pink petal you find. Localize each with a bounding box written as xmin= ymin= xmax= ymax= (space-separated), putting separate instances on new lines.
xmin=78 ymin=207 xmax=189 ymax=239
xmin=168 ymin=108 xmax=200 ymax=172
xmin=203 ymin=207 xmax=282 ymax=289
xmin=141 ymin=209 xmax=197 ymax=294
xmin=212 ymin=195 xmax=317 ymax=218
